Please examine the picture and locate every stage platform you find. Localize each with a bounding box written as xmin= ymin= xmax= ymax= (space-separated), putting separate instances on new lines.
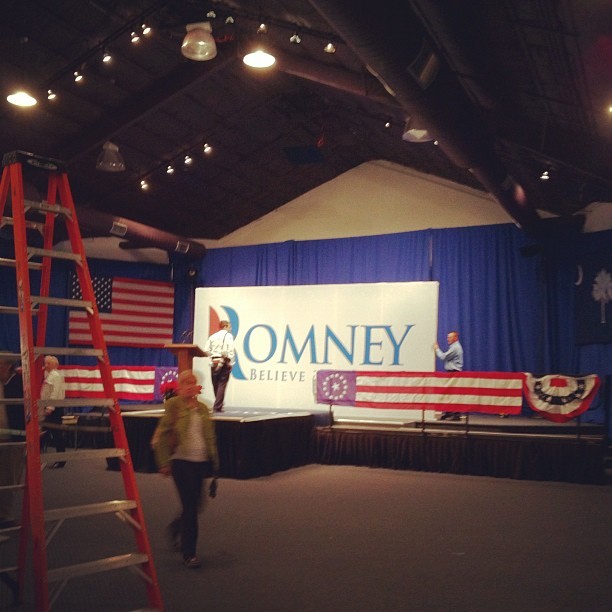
xmin=58 ymin=407 xmax=608 ymax=483
xmin=98 ymin=406 xmax=331 ymax=479
xmin=314 ymin=414 xmax=608 ymax=484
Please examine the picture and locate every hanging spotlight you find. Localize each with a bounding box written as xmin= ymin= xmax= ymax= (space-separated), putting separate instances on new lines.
xmin=102 ymin=49 xmax=112 ymax=63
xmin=96 ymin=141 xmax=126 ymax=172
xmin=7 ymin=37 xmax=38 ymax=106
xmin=290 ymin=32 xmax=301 ymax=44
xmin=140 ymin=179 xmax=149 ymax=190
xmin=73 ymin=69 xmax=84 ymax=83
xmin=131 ymin=31 xmax=141 ymax=44
xmin=243 ymin=26 xmax=276 ymax=69
xmin=7 ymin=89 xmax=37 ymax=107
xmin=166 ymin=165 xmax=175 ymax=174
xmin=324 ymin=41 xmax=336 ymax=54
xmin=47 ymin=89 xmax=57 ymax=101
xmin=141 ymin=23 xmax=152 ymax=36
xmin=184 ymin=155 xmax=193 ymax=165
xmin=203 ymin=143 xmax=212 ymax=155
xmin=540 ymin=169 xmax=550 ymax=181
xmin=181 ymin=22 xmax=217 ymax=61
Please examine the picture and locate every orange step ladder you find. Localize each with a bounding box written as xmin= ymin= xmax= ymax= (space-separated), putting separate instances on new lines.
xmin=0 ymin=150 xmax=163 ymax=611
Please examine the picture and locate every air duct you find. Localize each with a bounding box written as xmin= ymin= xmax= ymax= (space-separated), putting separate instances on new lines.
xmin=308 ymin=0 xmax=543 ymax=239
xmin=74 ymin=207 xmax=206 ymax=260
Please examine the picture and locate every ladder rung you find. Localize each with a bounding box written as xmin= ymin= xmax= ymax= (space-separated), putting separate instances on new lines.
xmin=1 ymin=216 xmax=44 ymax=232
xmin=0 ymin=440 xmax=25 ymax=447
xmin=27 ymin=247 xmax=82 ymax=263
xmin=38 ymin=398 xmax=114 ymax=408
xmin=47 ymin=553 xmax=149 ymax=583
xmin=24 ymin=198 xmax=72 ymax=219
xmin=0 ymin=352 xmax=20 ymax=362
xmin=0 ymin=565 xmax=19 ymax=574
xmin=0 ymin=306 xmax=39 ymax=315
xmin=0 ymin=484 xmax=24 ymax=494
xmin=45 ymin=500 xmax=138 ymax=522
xmin=33 ymin=347 xmax=103 ymax=357
xmin=0 ymin=257 xmax=43 ymax=270
xmin=42 ymin=448 xmax=126 ymax=463
xmin=0 ymin=397 xmax=24 ymax=404
xmin=31 ymin=296 xmax=92 ymax=309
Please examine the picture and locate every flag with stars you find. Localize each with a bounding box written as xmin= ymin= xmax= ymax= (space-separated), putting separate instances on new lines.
xmin=316 ymin=370 xmax=524 ymax=414
xmin=68 ymin=275 xmax=175 ymax=348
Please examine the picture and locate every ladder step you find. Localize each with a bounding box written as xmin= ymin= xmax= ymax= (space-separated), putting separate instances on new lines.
xmin=27 ymin=247 xmax=82 ymax=263
xmin=0 ymin=306 xmax=39 ymax=315
xmin=24 ymin=198 xmax=72 ymax=219
xmin=0 ymin=484 xmax=25 ymax=493
xmin=31 ymin=295 xmax=92 ymax=309
xmin=38 ymin=398 xmax=115 ymax=408
xmin=45 ymin=500 xmax=138 ymax=522
xmin=0 ymin=397 xmax=24 ymax=404
xmin=0 ymin=351 xmax=20 ymax=362
xmin=33 ymin=347 xmax=103 ymax=357
xmin=0 ymin=565 xmax=19 ymax=574
xmin=0 ymin=256 xmax=43 ymax=270
xmin=47 ymin=553 xmax=149 ymax=583
xmin=1 ymin=215 xmax=44 ymax=232
xmin=42 ymin=448 xmax=126 ymax=463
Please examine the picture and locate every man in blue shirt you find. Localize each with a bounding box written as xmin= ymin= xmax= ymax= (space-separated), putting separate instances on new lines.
xmin=434 ymin=331 xmax=464 ymax=421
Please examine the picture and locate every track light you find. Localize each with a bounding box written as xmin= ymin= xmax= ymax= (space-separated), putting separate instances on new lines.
xmin=131 ymin=31 xmax=141 ymax=44
xmin=166 ymin=165 xmax=175 ymax=174
xmin=73 ymin=70 xmax=84 ymax=83
xmin=140 ymin=179 xmax=149 ymax=190
xmin=102 ymin=50 xmax=112 ymax=63
xmin=324 ymin=41 xmax=336 ymax=54
xmin=47 ymin=89 xmax=56 ymax=101
xmin=290 ymin=32 xmax=301 ymax=44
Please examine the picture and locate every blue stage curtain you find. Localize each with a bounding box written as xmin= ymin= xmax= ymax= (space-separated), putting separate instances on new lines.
xmin=431 ymin=224 xmax=541 ymax=372
xmin=201 ymin=231 xmax=432 ymax=287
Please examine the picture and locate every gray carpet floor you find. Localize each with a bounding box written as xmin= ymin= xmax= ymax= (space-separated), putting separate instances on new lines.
xmin=2 ymin=455 xmax=611 ymax=611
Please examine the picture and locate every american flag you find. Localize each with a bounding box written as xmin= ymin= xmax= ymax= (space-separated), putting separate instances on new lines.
xmin=60 ymin=366 xmax=177 ymax=401
xmin=316 ymin=370 xmax=525 ymax=415
xmin=68 ymin=275 xmax=175 ymax=348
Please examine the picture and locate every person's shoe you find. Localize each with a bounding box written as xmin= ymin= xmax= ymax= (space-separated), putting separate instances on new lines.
xmin=183 ymin=556 xmax=201 ymax=569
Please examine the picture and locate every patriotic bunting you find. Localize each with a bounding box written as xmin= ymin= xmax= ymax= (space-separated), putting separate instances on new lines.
xmin=523 ymin=373 xmax=601 ymax=423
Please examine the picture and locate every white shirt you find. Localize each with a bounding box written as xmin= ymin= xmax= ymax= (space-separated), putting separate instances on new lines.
xmin=41 ymin=368 xmax=66 ymax=415
xmin=205 ymin=329 xmax=235 ymax=366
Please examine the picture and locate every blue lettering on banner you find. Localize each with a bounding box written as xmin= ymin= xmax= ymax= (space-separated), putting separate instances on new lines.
xmin=216 ymin=303 xmax=417 ymax=381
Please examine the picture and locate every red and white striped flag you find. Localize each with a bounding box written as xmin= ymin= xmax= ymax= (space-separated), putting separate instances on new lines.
xmin=68 ymin=276 xmax=175 ymax=348
xmin=316 ymin=370 xmax=525 ymax=414
xmin=59 ymin=365 xmax=156 ymax=401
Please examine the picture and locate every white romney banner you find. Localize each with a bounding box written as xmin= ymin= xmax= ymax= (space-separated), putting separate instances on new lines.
xmin=193 ymin=282 xmax=439 ymax=419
